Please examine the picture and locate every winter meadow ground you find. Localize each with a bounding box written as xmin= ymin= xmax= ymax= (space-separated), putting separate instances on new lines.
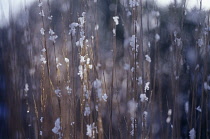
xmin=0 ymin=0 xmax=210 ymax=138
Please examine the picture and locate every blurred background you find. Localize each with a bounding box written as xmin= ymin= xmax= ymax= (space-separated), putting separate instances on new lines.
xmin=0 ymin=0 xmax=210 ymax=138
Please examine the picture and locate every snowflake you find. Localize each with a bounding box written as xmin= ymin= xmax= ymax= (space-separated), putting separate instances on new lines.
xmin=56 ymin=63 xmax=62 ymax=68
xmin=24 ymin=83 xmax=29 ymax=92
xmin=130 ymin=35 xmax=136 ymax=49
xmin=95 ymin=105 xmax=98 ymax=111
xmin=140 ymin=94 xmax=148 ymax=102
xmin=40 ymin=131 xmax=42 ymax=136
xmin=93 ymin=79 xmax=102 ymax=89
xmin=185 ymin=102 xmax=189 ymax=114
xmin=131 ymin=67 xmax=134 ymax=72
xmin=48 ymin=15 xmax=53 ymax=20
xmin=56 ymin=58 xmax=59 ymax=63
xmin=69 ymin=22 xmax=79 ymax=36
xmin=95 ymin=24 xmax=99 ymax=30
xmin=84 ymin=106 xmax=91 ymax=116
xmin=40 ymin=28 xmax=45 ymax=35
xmin=41 ymin=48 xmax=46 ymax=52
xmin=64 ymin=58 xmax=69 ymax=63
xmin=204 ymin=82 xmax=210 ymax=90
xmin=40 ymin=117 xmax=43 ymax=123
xmin=144 ymin=82 xmax=150 ymax=92
xmin=76 ymin=35 xmax=85 ymax=47
xmin=129 ymin=0 xmax=139 ymax=8
xmin=49 ymin=29 xmax=55 ymax=35
xmin=113 ymin=16 xmax=119 ymax=25
xmin=49 ymin=35 xmax=58 ymax=43
xmin=143 ymin=111 xmax=148 ymax=118
xmin=55 ymin=88 xmax=62 ymax=97
xmin=89 ymin=65 xmax=93 ymax=69
xmin=129 ymin=35 xmax=139 ymax=52
xmin=56 ymin=58 xmax=62 ymax=68
xmin=198 ymin=38 xmax=203 ymax=47
xmin=189 ymin=128 xmax=195 ymax=139
xmin=168 ymin=109 xmax=172 ymax=115
xmin=86 ymin=58 xmax=90 ymax=65
xmin=155 ymin=33 xmax=160 ymax=42
xmin=84 ymin=90 xmax=90 ymax=99
xmin=130 ymin=117 xmax=135 ymax=136
xmin=127 ymin=11 xmax=132 ymax=16
xmin=113 ymin=29 xmax=116 ymax=36
xmin=78 ymin=12 xmax=86 ymax=27
xmin=137 ymin=76 xmax=142 ymax=85
xmin=128 ymin=100 xmax=138 ymax=117
xmin=78 ymin=65 xmax=83 ymax=79
xmin=148 ymin=42 xmax=151 ymax=47
xmin=40 ymin=55 xmax=46 ymax=64
xmin=124 ymin=63 xmax=130 ymax=71
xmin=93 ymin=79 xmax=103 ymax=101
xmin=196 ymin=106 xmax=202 ymax=112
xmin=86 ymin=123 xmax=98 ymax=138
xmin=166 ymin=117 xmax=171 ymax=123
xmin=175 ymin=38 xmax=182 ymax=46
xmin=66 ymin=86 xmax=72 ymax=94
xmin=195 ymin=64 xmax=199 ymax=70
xmin=52 ymin=118 xmax=62 ymax=139
xmin=39 ymin=10 xmax=45 ymax=17
xmin=145 ymin=55 xmax=151 ymax=63
xmin=80 ymin=56 xmax=86 ymax=63
xmin=70 ymin=122 xmax=75 ymax=126
xmin=38 ymin=2 xmax=43 ymax=7
xmin=102 ymin=93 xmax=108 ymax=102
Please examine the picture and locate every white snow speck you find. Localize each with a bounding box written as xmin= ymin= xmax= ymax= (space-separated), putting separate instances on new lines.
xmin=84 ymin=106 xmax=91 ymax=116
xmin=38 ymin=2 xmax=43 ymax=7
xmin=124 ymin=63 xmax=130 ymax=71
xmin=144 ymin=82 xmax=150 ymax=92
xmin=40 ymin=55 xmax=46 ymax=64
xmin=113 ymin=16 xmax=119 ymax=25
xmin=140 ymin=94 xmax=148 ymax=102
xmin=166 ymin=117 xmax=171 ymax=123
xmin=155 ymin=33 xmax=160 ymax=42
xmin=168 ymin=109 xmax=172 ymax=115
xmin=204 ymin=82 xmax=210 ymax=91
xmin=41 ymin=48 xmax=46 ymax=52
xmin=69 ymin=22 xmax=79 ymax=36
xmin=196 ymin=106 xmax=202 ymax=112
xmin=40 ymin=28 xmax=45 ymax=35
xmin=24 ymin=83 xmax=29 ymax=93
xmin=128 ymin=100 xmax=138 ymax=117
xmin=189 ymin=128 xmax=196 ymax=139
xmin=65 ymin=58 xmax=69 ymax=63
xmin=48 ymin=15 xmax=53 ymax=20
xmin=102 ymin=93 xmax=108 ymax=102
xmin=86 ymin=123 xmax=98 ymax=138
xmin=129 ymin=0 xmax=139 ymax=8
xmin=55 ymin=88 xmax=62 ymax=97
xmin=39 ymin=10 xmax=45 ymax=17
xmin=145 ymin=55 xmax=151 ymax=63
xmin=52 ymin=118 xmax=61 ymax=134
xmin=66 ymin=86 xmax=72 ymax=94
xmin=137 ymin=76 xmax=142 ymax=85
